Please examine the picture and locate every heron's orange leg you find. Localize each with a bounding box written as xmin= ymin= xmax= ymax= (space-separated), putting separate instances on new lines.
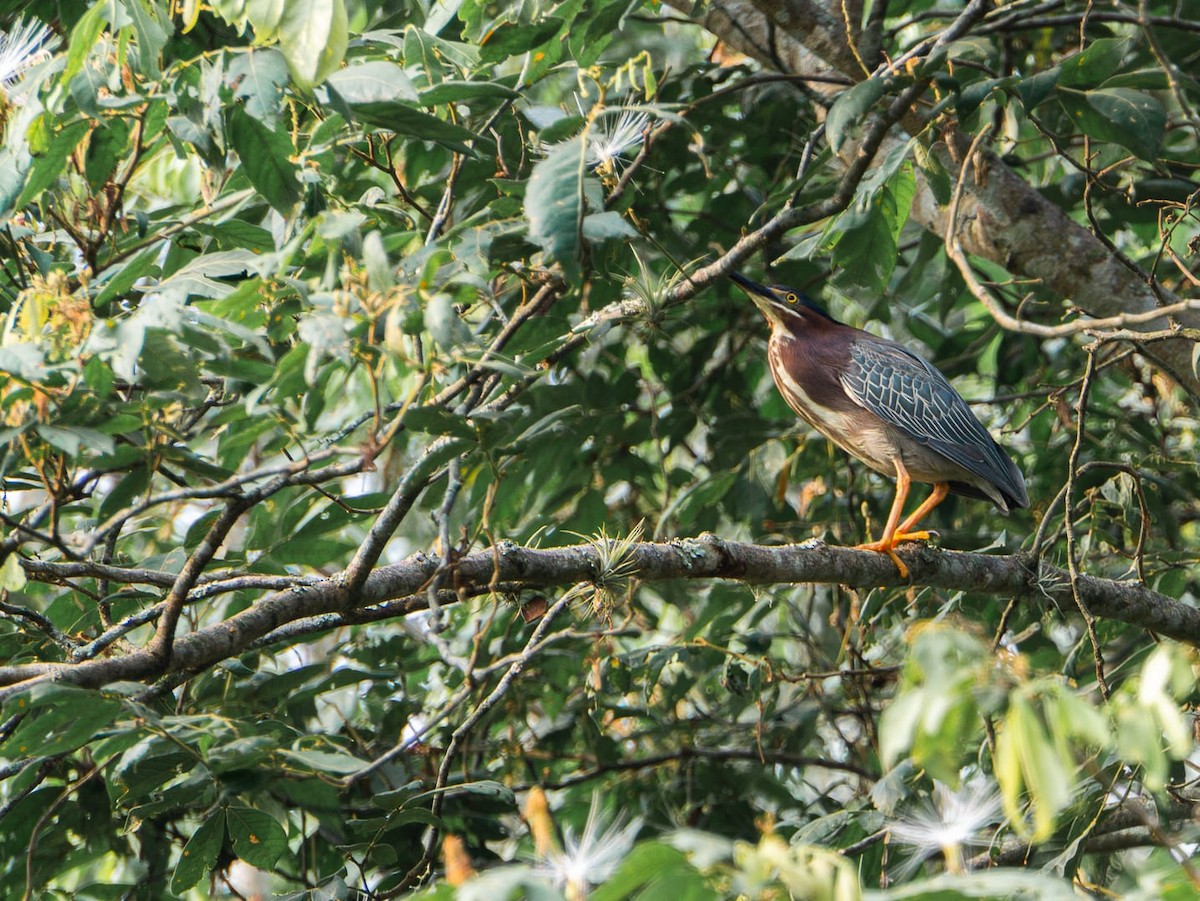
xmin=897 ymin=481 xmax=950 ymax=536
xmin=855 ymin=458 xmax=913 ymax=577
xmin=856 ymin=463 xmax=948 ymax=578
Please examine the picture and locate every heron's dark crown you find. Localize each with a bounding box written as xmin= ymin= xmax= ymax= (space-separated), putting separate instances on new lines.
xmin=730 ymin=272 xmax=839 ymax=326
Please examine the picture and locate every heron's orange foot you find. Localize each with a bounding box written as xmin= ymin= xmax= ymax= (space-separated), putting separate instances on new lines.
xmin=886 ymin=548 xmax=909 ymax=579
xmin=854 ymin=531 xmax=935 ymax=579
xmin=852 ymin=541 xmax=907 ymax=578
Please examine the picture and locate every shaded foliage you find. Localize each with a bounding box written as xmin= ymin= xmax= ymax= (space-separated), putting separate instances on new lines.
xmin=0 ymin=0 xmax=1196 ymax=898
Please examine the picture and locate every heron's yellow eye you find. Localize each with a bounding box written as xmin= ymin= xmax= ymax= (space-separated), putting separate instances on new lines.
xmin=785 ymin=293 xmax=799 ymax=304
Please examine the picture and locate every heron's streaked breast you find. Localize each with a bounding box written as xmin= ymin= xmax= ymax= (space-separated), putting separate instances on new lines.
xmin=768 ymin=339 xmax=894 ymax=474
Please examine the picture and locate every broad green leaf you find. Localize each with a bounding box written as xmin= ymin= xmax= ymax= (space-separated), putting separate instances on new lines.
xmin=93 ymin=244 xmax=162 ymax=308
xmin=350 ymin=102 xmax=481 ymax=153
xmin=84 ymin=117 xmax=131 ymax=188
xmin=419 ymin=80 xmax=520 ymax=106
xmin=1015 ymin=67 xmax=1060 ymax=109
xmin=15 ymin=119 xmax=90 ymax=208
xmin=1058 ymin=87 xmax=1165 ymax=158
xmin=996 ymin=693 xmax=1072 ymax=841
xmin=35 ymin=424 xmax=116 ymax=456
xmin=226 ymin=807 xmax=287 ymax=869
xmin=227 ymin=106 xmax=301 ymax=214
xmin=278 ymin=0 xmax=348 ymax=91
xmin=582 ymin=210 xmax=637 ymax=242
xmin=190 ymin=219 xmax=276 ymax=253
xmin=227 ymin=47 xmax=290 ymax=124
xmin=0 ymin=554 xmax=26 ymax=592
xmin=590 ymin=842 xmax=714 ymax=901
xmin=61 ymin=3 xmax=107 ymax=86
xmin=833 ymin=165 xmax=915 ymax=295
xmin=826 ymin=78 xmax=886 ymax=152
xmin=0 ymin=685 xmax=122 ymax=758
xmin=425 ymin=292 xmax=475 ymax=351
xmin=125 ymin=0 xmax=170 ymax=77
xmin=247 ymin=0 xmax=286 ymax=39
xmin=170 ymin=810 xmax=226 ymax=893
xmin=1058 ymin=37 xmax=1132 ymax=88
xmin=403 ymin=406 xmax=478 ymax=440
xmin=157 ymin=249 xmax=262 ymax=299
xmin=479 ymin=17 xmax=564 ymax=64
xmin=525 ymin=136 xmax=589 ymax=276
xmin=276 ymin=748 xmax=366 ymax=775
xmin=325 ymin=61 xmax=418 ymax=104
xmin=0 ymin=345 xmax=49 ymax=380
xmin=662 ymin=470 xmax=737 ymax=531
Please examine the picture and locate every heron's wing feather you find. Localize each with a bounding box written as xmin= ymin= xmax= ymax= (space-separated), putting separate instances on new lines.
xmin=840 ymin=339 xmax=1028 ymax=507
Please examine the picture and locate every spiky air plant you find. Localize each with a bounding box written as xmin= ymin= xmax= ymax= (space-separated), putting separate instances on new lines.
xmin=585 ymin=521 xmax=644 ymax=616
xmin=621 ymin=250 xmax=705 ymax=330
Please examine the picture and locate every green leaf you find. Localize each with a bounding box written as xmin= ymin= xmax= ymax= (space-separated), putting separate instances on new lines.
xmin=35 ymin=425 xmax=116 ymax=457
xmin=582 ymin=211 xmax=637 ymax=242
xmin=402 ymin=406 xmax=478 ymax=440
xmin=226 ymin=807 xmax=287 ymax=869
xmin=662 ymin=470 xmax=737 ymax=530
xmin=227 ymin=107 xmax=301 ymax=214
xmin=590 ymin=842 xmax=713 ymax=901
xmin=325 ymin=61 xmax=418 ymax=104
xmin=61 ymin=3 xmax=108 ymax=86
xmin=246 ymin=0 xmax=287 ymax=38
xmin=996 ymin=693 xmax=1071 ymax=841
xmin=419 ymin=80 xmax=521 ymax=106
xmin=409 ymin=778 xmax=516 ymax=805
xmin=833 ymin=165 xmax=914 ymax=295
xmin=94 ymin=244 xmax=162 ymax=308
xmin=276 ymin=748 xmax=366 ymax=775
xmin=278 ymin=0 xmax=348 ymax=91
xmin=1058 ymin=87 xmax=1165 ymax=159
xmin=170 ymin=810 xmax=226 ymax=893
xmin=227 ymin=47 xmax=290 ymax=124
xmin=1058 ymin=38 xmax=1132 ymax=88
xmin=0 ymin=685 xmax=122 ymax=758
xmin=190 ymin=219 xmax=276 ymax=253
xmin=0 ymin=345 xmax=48 ymax=381
xmin=158 ymin=249 xmax=261 ymax=299
xmin=479 ymin=18 xmax=564 ymax=64
xmin=525 ymin=136 xmax=590 ymax=276
xmin=85 ymin=118 xmax=131 ymax=188
xmin=16 ymin=120 xmax=91 ymax=208
xmin=1015 ymin=67 xmax=1061 ymax=110
xmin=350 ymin=102 xmax=482 ymax=153
xmin=826 ymin=78 xmax=886 ymax=152
xmin=0 ymin=554 xmax=27 ymax=592
xmin=125 ymin=0 xmax=170 ymax=77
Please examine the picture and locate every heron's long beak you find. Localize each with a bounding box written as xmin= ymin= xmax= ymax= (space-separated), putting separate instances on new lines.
xmin=730 ymin=272 xmax=778 ymax=319
xmin=730 ymin=271 xmax=773 ymax=299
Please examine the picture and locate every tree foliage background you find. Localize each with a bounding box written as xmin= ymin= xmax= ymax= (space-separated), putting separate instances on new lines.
xmin=0 ymin=0 xmax=1198 ymax=897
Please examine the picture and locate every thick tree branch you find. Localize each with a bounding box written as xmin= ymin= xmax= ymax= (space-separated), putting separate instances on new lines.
xmin=0 ymin=538 xmax=1194 ymax=698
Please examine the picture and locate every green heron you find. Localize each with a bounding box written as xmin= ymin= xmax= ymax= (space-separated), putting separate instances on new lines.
xmin=732 ymin=272 xmax=1028 ymax=577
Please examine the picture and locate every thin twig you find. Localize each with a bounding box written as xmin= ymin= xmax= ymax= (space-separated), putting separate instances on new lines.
xmin=1064 ymin=350 xmax=1108 ymax=699
xmin=388 ymin=587 xmax=580 ymax=894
